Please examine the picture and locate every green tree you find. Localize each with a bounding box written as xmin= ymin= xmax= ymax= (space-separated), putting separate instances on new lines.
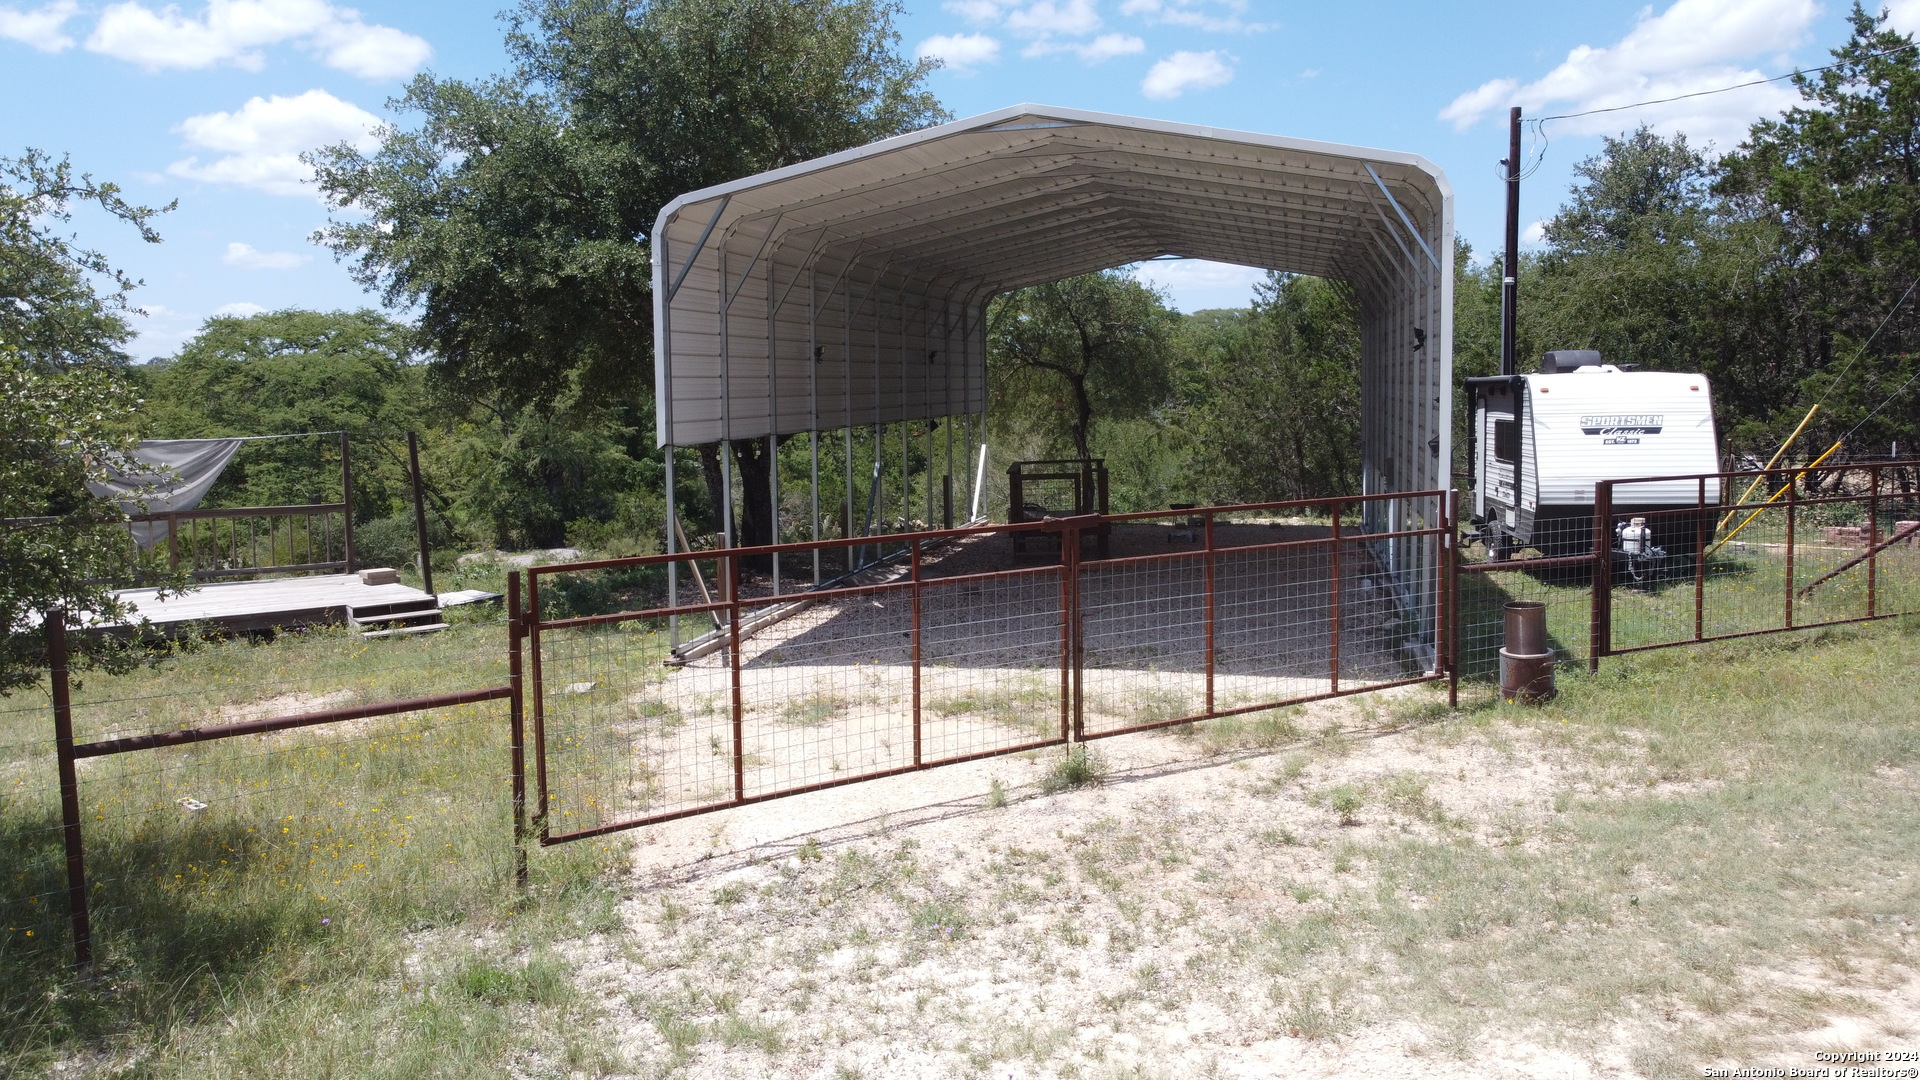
xmin=1718 ymin=3 xmax=1920 ymax=458
xmin=140 ymin=309 xmax=428 ymax=525
xmin=987 ymin=270 xmax=1178 ymax=463
xmin=1 ymin=152 xmax=173 ymax=693
xmin=310 ymin=0 xmax=946 ymax=547
xmin=1 ymin=150 xmax=169 ymax=370
xmin=1525 ymin=127 xmax=1792 ymax=457
xmin=1183 ymin=273 xmax=1361 ymax=502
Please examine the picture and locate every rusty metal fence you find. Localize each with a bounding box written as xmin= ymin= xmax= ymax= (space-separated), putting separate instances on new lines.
xmin=21 ymin=462 xmax=1913 ymax=968
xmin=4 ymin=581 xmax=529 ymax=971
xmin=1595 ymin=460 xmax=1920 ymax=661
xmin=1453 ymin=459 xmax=1920 ymax=691
xmin=525 ymin=490 xmax=1453 ymax=843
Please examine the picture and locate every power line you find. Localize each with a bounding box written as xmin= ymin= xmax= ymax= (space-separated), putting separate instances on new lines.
xmin=1529 ymin=39 xmax=1920 ymax=125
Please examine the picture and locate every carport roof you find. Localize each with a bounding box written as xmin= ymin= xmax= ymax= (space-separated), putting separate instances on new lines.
xmin=651 ymin=103 xmax=1452 ymax=451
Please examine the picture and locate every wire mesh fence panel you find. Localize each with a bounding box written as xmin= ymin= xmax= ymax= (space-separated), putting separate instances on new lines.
xmin=74 ymin=698 xmax=511 ymax=960
xmin=1 ymin=686 xmax=71 ymax=967
xmin=734 ymin=578 xmax=918 ymax=798
xmin=4 ymin=619 xmax=516 ymax=978
xmin=1336 ymin=533 xmax=1440 ymax=687
xmin=529 ymin=503 xmax=1449 ymax=839
xmin=919 ymin=565 xmax=1067 ymax=762
xmin=532 ymin=564 xmax=726 ymax=838
xmin=1454 ymin=556 xmax=1594 ymax=700
xmin=1078 ymin=548 xmax=1210 ymax=737
xmin=1604 ymin=467 xmax=1920 ymax=654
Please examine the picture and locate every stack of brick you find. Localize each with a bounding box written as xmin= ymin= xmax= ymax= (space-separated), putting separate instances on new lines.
xmin=1822 ymin=522 xmax=1920 ymax=546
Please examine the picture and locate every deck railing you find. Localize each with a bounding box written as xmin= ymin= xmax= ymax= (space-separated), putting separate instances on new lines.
xmin=127 ymin=501 xmax=354 ymax=580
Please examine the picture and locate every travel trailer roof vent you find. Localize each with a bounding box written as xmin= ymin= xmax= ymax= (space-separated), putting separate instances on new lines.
xmin=1541 ymin=349 xmax=1603 ymax=373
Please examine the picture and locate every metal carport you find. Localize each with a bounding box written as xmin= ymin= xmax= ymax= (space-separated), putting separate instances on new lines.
xmin=651 ymin=103 xmax=1453 ymax=635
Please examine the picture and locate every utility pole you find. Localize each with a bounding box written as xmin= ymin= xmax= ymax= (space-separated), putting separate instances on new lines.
xmin=1500 ymin=106 xmax=1521 ymax=377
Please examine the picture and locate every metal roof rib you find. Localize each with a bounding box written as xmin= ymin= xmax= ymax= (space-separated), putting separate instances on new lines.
xmin=653 ymin=103 xmax=1452 ymax=519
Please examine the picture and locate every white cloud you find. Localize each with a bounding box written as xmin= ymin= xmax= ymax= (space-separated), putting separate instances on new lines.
xmin=1522 ymin=220 xmax=1548 ymax=246
xmin=1439 ymin=0 xmax=1816 ymax=148
xmin=1886 ymin=0 xmax=1920 ymax=34
xmin=1022 ymin=29 xmax=1143 ymax=61
xmin=222 ymin=241 xmax=308 ymax=269
xmin=167 ymin=89 xmax=382 ymax=197
xmin=1074 ymin=31 xmax=1144 ymax=61
xmin=0 ymin=0 xmax=78 ymax=51
xmin=86 ymin=0 xmax=430 ymax=79
xmin=1118 ymin=0 xmax=1271 ymax=33
xmin=943 ymin=0 xmax=1012 ymax=22
xmin=1127 ymin=258 xmax=1263 ymax=312
xmin=213 ymin=301 xmax=268 ymax=318
xmin=1005 ymin=0 xmax=1100 ymax=36
xmin=944 ymin=0 xmax=1151 ymax=68
xmin=917 ymin=32 xmax=1000 ymax=73
xmin=1141 ymin=49 xmax=1233 ymax=99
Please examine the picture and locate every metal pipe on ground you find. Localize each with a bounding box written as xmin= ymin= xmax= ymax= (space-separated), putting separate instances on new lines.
xmin=1499 ymin=600 xmax=1556 ymax=704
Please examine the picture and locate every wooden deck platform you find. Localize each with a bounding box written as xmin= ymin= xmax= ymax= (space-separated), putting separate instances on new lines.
xmin=114 ymin=574 xmax=440 ymax=635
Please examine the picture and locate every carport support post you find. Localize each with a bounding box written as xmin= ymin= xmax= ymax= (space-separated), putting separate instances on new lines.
xmin=48 ymin=609 xmax=92 ymax=968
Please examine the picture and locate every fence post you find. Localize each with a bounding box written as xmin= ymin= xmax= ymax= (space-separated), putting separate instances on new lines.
xmin=1868 ymin=464 xmax=1880 ymax=618
xmin=1695 ymin=478 xmax=1707 ymax=642
xmin=1328 ymin=503 xmax=1342 ymax=695
xmin=728 ymin=554 xmax=745 ymax=803
xmin=1202 ymin=510 xmax=1216 ymax=717
xmin=527 ymin=573 xmax=548 ymax=838
xmin=339 ymin=432 xmax=356 ymax=573
xmin=910 ymin=539 xmax=923 ymax=768
xmin=1056 ymin=523 xmax=1071 ymax=742
xmin=1066 ymin=521 xmax=1084 ymax=743
xmin=1785 ymin=474 xmax=1797 ymax=629
xmin=506 ymin=573 xmax=528 ymax=889
xmin=408 ymin=431 xmax=434 ymax=596
xmin=1446 ymin=490 xmax=1459 ymax=709
xmin=47 ymin=610 xmax=93 ymax=968
xmin=1590 ymin=481 xmax=1613 ymax=674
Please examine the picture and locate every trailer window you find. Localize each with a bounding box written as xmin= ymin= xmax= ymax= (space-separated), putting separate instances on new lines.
xmin=1493 ymin=418 xmax=1518 ymax=463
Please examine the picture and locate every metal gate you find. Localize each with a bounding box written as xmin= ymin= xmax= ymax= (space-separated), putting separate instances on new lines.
xmin=524 ymin=491 xmax=1451 ymax=843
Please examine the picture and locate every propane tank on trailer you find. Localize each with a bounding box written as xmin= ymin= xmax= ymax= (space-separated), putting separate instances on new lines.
xmin=1616 ymin=517 xmax=1653 ymax=555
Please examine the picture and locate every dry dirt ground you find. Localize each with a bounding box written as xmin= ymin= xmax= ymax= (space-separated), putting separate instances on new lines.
xmin=540 ymin=685 xmax=1920 ymax=1080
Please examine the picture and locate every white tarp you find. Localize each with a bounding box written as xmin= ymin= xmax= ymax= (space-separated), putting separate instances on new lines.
xmin=87 ymin=439 xmax=243 ymax=548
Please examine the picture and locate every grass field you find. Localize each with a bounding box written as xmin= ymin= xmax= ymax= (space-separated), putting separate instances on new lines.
xmin=0 ymin=573 xmax=1916 ymax=1076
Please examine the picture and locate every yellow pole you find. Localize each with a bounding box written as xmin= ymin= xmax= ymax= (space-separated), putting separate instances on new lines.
xmin=1706 ymin=439 xmax=1844 ymax=558
xmin=1719 ymin=404 xmax=1820 ymax=533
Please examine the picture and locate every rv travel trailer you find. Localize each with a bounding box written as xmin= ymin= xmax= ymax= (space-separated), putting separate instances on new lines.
xmin=1466 ymin=350 xmax=1720 ymax=563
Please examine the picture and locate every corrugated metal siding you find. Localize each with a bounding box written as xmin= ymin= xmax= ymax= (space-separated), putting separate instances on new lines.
xmin=654 ymin=103 xmax=1453 ymax=527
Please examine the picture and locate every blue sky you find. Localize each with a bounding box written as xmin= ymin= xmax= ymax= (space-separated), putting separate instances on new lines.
xmin=2 ymin=0 xmax=1908 ymax=359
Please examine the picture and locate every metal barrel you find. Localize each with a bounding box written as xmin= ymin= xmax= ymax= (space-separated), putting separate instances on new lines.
xmin=1500 ymin=601 xmax=1556 ymax=703
xmin=1503 ymin=600 xmax=1549 ymax=656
